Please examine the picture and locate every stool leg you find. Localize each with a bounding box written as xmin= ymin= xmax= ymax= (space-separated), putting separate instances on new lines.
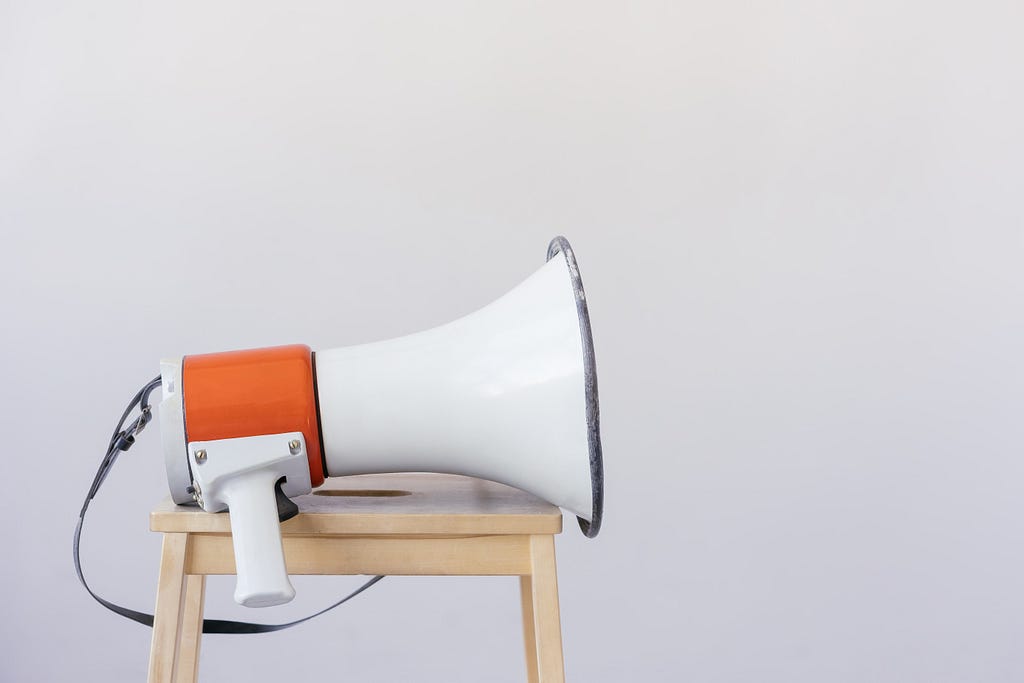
xmin=524 ymin=535 xmax=565 ymax=683
xmin=148 ymin=533 xmax=189 ymax=683
xmin=175 ymin=574 xmax=206 ymax=683
xmin=520 ymin=575 xmax=541 ymax=683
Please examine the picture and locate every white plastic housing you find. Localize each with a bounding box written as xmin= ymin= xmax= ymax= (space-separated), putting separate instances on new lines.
xmin=159 ymin=359 xmax=193 ymax=505
xmin=316 ymin=255 xmax=593 ymax=519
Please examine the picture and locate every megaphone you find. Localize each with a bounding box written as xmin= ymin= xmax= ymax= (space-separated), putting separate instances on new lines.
xmin=157 ymin=237 xmax=604 ymax=607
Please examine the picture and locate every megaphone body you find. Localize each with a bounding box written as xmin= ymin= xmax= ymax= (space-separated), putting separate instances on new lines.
xmin=158 ymin=237 xmax=603 ymax=607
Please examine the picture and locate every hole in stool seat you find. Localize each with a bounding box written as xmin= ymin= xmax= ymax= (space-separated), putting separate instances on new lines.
xmin=313 ymin=489 xmax=412 ymax=497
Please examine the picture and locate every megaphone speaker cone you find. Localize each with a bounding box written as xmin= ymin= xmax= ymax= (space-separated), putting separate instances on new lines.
xmin=315 ymin=236 xmax=604 ymax=537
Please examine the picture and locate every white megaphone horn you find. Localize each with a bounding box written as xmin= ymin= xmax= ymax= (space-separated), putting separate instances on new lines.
xmin=157 ymin=237 xmax=604 ymax=607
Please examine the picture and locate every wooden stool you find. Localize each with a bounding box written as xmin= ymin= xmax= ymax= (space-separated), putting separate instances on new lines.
xmin=147 ymin=473 xmax=567 ymax=683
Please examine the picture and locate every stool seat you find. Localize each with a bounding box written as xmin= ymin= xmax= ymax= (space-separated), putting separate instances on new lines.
xmin=152 ymin=473 xmax=563 ymax=536
xmin=147 ymin=473 xmax=568 ymax=683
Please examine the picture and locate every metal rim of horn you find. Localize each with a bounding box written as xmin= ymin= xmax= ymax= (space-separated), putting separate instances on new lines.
xmin=546 ymin=236 xmax=604 ymax=538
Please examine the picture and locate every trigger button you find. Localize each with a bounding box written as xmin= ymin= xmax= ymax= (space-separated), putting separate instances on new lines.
xmin=274 ymin=479 xmax=299 ymax=523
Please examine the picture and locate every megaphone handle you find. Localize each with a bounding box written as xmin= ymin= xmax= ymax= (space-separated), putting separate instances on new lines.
xmin=221 ymin=470 xmax=297 ymax=608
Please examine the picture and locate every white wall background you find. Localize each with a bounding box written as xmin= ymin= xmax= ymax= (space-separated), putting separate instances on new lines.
xmin=2 ymin=1 xmax=1022 ymax=681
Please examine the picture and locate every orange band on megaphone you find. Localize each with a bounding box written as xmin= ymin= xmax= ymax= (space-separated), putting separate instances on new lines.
xmin=182 ymin=344 xmax=325 ymax=488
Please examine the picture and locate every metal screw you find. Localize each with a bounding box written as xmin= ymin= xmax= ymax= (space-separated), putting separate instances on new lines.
xmin=288 ymin=439 xmax=301 ymax=454
xmin=194 ymin=449 xmax=207 ymax=464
